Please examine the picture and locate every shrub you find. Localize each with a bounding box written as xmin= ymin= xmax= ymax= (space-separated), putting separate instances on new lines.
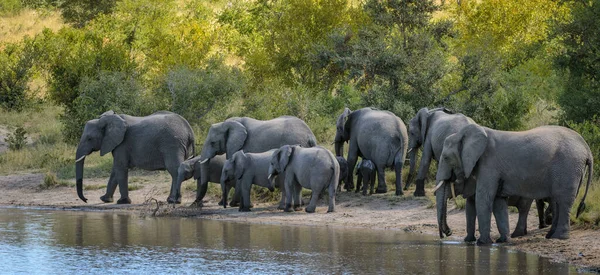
xmin=0 ymin=41 xmax=38 ymax=111
xmin=0 ymin=0 xmax=21 ymax=15
xmin=5 ymin=126 xmax=27 ymax=150
xmin=567 ymin=118 xmax=600 ymax=173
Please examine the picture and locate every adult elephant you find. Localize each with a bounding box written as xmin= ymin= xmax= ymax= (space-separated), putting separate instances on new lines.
xmin=193 ymin=116 xmax=317 ymax=206
xmin=435 ymin=124 xmax=593 ymax=244
xmin=406 ymin=107 xmax=474 ymax=196
xmin=75 ymin=110 xmax=195 ymax=204
xmin=410 ymin=108 xmax=552 ymax=239
xmin=334 ymin=107 xmax=408 ymax=195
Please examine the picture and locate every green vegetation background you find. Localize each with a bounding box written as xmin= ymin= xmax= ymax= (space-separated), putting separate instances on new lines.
xmin=1 ymin=0 xmax=600 ymax=225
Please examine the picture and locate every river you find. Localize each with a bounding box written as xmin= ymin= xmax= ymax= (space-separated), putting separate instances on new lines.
xmin=0 ymin=207 xmax=590 ymax=274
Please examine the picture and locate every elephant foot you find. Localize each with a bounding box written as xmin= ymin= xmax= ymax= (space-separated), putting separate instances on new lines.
xmin=218 ymin=200 xmax=224 ymax=206
xmin=278 ymin=204 xmax=285 ymax=210
xmin=327 ymin=207 xmax=335 ymax=213
xmin=496 ymin=236 xmax=509 ymax=243
xmin=511 ymin=229 xmax=526 ymax=238
xmin=464 ymin=235 xmax=476 ymax=242
xmin=305 ymin=206 xmax=316 ymax=213
xmin=190 ymin=200 xmax=203 ymax=208
xmin=413 ymin=189 xmax=425 ymax=197
xmin=548 ymin=231 xmax=570 ymax=240
xmin=229 ymin=201 xmax=240 ymax=207
xmin=284 ymin=208 xmax=294 ymax=213
xmin=539 ymin=224 xmax=548 ymax=229
xmin=166 ymin=197 xmax=181 ymax=204
xmin=100 ymin=195 xmax=114 ymax=203
xmin=476 ymin=236 xmax=493 ymax=245
xmin=395 ymin=190 xmax=403 ymax=196
xmin=117 ymin=197 xmax=131 ymax=204
xmin=239 ymin=207 xmax=251 ymax=212
xmin=376 ymin=187 xmax=388 ymax=194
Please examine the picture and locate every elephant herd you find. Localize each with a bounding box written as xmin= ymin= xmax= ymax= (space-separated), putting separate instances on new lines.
xmin=74 ymin=107 xmax=593 ymax=245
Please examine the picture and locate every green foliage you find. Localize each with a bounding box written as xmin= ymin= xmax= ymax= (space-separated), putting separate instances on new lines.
xmin=568 ymin=118 xmax=600 ymax=174
xmin=62 ymin=71 xmax=153 ymax=142
xmin=160 ymin=58 xmax=245 ymax=125
xmin=40 ymin=172 xmax=71 ymax=189
xmin=0 ymin=0 xmax=21 ymax=15
xmin=59 ymin=0 xmax=117 ymax=28
xmin=0 ymin=40 xmax=38 ymax=110
xmin=5 ymin=126 xmax=27 ymax=150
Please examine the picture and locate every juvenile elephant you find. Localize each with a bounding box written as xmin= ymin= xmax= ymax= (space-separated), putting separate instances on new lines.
xmin=75 ymin=111 xmax=195 ymax=204
xmin=356 ymin=159 xmax=376 ymax=196
xmin=173 ymin=155 xmax=239 ymax=206
xmin=193 ymin=116 xmax=317 ymax=206
xmin=436 ymin=124 xmax=593 ymax=244
xmin=334 ymin=107 xmax=408 ymax=195
xmin=336 ymin=156 xmax=349 ymax=193
xmin=268 ymin=145 xmax=340 ymax=213
xmin=220 ymin=150 xmax=284 ymax=212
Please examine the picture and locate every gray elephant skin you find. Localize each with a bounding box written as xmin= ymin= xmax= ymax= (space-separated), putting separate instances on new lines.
xmin=335 ymin=156 xmax=349 ymax=193
xmin=173 ymin=154 xmax=239 ymax=206
xmin=75 ymin=110 xmax=195 ymax=204
xmin=356 ymin=159 xmax=376 ymax=196
xmin=193 ymin=116 xmax=317 ymax=206
xmin=409 ymin=108 xmax=550 ymax=239
xmin=268 ymin=145 xmax=340 ymax=213
xmin=334 ymin=107 xmax=408 ymax=195
xmin=436 ymin=124 xmax=593 ymax=244
xmin=221 ymin=150 xmax=285 ymax=211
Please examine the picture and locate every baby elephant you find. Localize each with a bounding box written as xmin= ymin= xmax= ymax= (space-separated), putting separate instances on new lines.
xmin=175 ymin=154 xmax=238 ymax=206
xmin=220 ymin=150 xmax=285 ymax=212
xmin=356 ymin=159 xmax=376 ymax=196
xmin=336 ymin=156 xmax=349 ymax=193
xmin=268 ymin=145 xmax=340 ymax=213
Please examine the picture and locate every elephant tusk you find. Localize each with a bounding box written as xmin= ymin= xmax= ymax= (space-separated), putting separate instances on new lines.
xmin=75 ymin=155 xmax=86 ymax=163
xmin=268 ymin=174 xmax=273 ymax=180
xmin=200 ymin=159 xmax=209 ymax=164
xmin=407 ymin=148 xmax=413 ymax=154
xmin=433 ymin=180 xmax=444 ymax=193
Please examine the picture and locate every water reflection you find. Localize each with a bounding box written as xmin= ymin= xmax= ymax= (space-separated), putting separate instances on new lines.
xmin=0 ymin=207 xmax=587 ymax=274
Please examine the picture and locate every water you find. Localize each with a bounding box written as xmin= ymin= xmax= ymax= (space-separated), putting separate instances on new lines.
xmin=0 ymin=207 xmax=590 ymax=274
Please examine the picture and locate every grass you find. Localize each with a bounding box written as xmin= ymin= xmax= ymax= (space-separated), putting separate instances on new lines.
xmin=0 ymin=8 xmax=63 ymax=44
xmin=571 ymin=178 xmax=600 ymax=226
xmin=39 ymin=172 xmax=72 ymax=189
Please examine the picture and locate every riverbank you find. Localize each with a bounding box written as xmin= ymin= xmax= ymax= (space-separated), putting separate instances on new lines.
xmin=1 ymin=172 xmax=599 ymax=271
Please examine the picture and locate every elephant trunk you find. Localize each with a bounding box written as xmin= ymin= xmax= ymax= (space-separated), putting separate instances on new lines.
xmin=406 ymin=148 xmax=418 ymax=189
xmin=334 ymin=141 xmax=344 ymax=158
xmin=436 ymin=181 xmax=449 ymax=238
xmin=75 ymin=150 xmax=87 ymax=203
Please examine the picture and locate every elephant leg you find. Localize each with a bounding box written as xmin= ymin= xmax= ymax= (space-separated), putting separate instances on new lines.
xmin=218 ymin=185 xmax=230 ymax=206
xmin=375 ymin=164 xmax=388 ymax=194
xmin=166 ymin=168 xmax=181 ymax=204
xmin=328 ymin=180 xmax=336 ymax=213
xmin=549 ymin=197 xmax=574 ymax=239
xmin=293 ymin=181 xmax=303 ymax=211
xmin=370 ymin=173 xmax=376 ymax=195
xmin=229 ymin=187 xmax=242 ymax=207
xmin=346 ymin=143 xmax=359 ymax=191
xmin=414 ymin=144 xmax=433 ymax=197
xmin=464 ymin=196 xmax=476 ymax=242
xmin=278 ymin=187 xmax=286 ymax=210
xmin=493 ymin=197 xmax=510 ymax=243
xmin=306 ymin=187 xmax=320 ymax=213
xmin=536 ymin=199 xmax=550 ymax=228
xmin=394 ymin=150 xmax=404 ymax=196
xmin=100 ymin=170 xmax=117 ymax=203
xmin=191 ymin=180 xmax=208 ymax=207
xmin=284 ymin=178 xmax=294 ymax=212
xmin=544 ymin=199 xmax=553 ymax=226
xmin=115 ymin=168 xmax=130 ymax=204
xmin=512 ymin=198 xmax=532 ymax=238
xmin=357 ymin=172 xmax=364 ymax=194
xmin=239 ymin=180 xmax=252 ymax=212
xmin=546 ymin=200 xmax=559 ymax=238
xmin=475 ymin=180 xmax=498 ymax=245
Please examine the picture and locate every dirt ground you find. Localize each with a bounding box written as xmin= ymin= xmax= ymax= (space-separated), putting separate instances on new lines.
xmin=0 ymin=172 xmax=599 ymax=271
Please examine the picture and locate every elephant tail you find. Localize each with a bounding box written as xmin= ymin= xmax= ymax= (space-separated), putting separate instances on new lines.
xmin=576 ymin=158 xmax=593 ymax=218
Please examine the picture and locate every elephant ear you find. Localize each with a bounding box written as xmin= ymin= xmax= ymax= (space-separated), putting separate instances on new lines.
xmin=336 ymin=108 xmax=352 ymax=140
xmin=416 ymin=107 xmax=430 ymax=143
xmin=234 ymin=151 xmax=247 ymax=180
xmin=278 ymin=145 xmax=294 ymax=171
xmin=460 ymin=124 xmax=488 ymax=178
xmin=98 ymin=113 xmax=127 ymax=156
xmin=224 ymin=120 xmax=247 ymax=157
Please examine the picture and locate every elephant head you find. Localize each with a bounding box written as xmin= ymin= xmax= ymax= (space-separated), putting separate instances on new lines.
xmin=406 ymin=107 xmax=430 ymax=184
xmin=200 ymin=119 xmax=247 ymax=162
xmin=268 ymin=145 xmax=294 ymax=183
xmin=220 ymin=151 xmax=247 ymax=208
xmin=434 ymin=124 xmax=487 ymax=238
xmin=75 ymin=111 xmax=127 ymax=202
xmin=334 ymin=108 xmax=352 ymax=157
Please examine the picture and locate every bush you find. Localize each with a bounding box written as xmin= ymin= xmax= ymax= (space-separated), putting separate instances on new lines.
xmin=5 ymin=126 xmax=27 ymax=150
xmin=567 ymin=118 xmax=600 ymax=173
xmin=0 ymin=0 xmax=21 ymax=15
xmin=62 ymin=71 xmax=155 ymax=142
xmin=0 ymin=41 xmax=38 ymax=111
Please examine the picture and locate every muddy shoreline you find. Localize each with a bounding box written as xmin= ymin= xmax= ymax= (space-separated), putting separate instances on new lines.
xmin=1 ymin=172 xmax=599 ymax=271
